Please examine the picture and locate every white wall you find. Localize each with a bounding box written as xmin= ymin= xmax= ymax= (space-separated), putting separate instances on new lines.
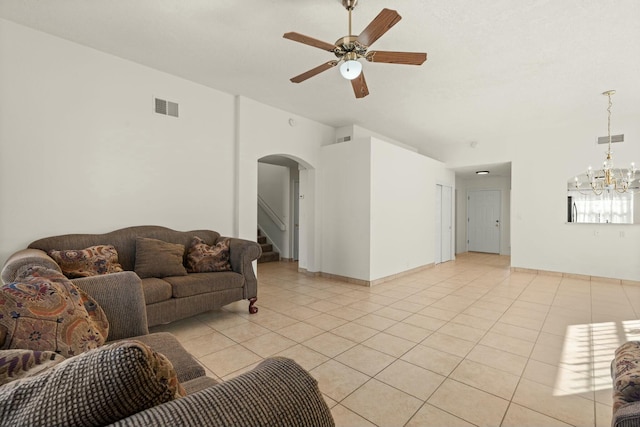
xmin=370 ymin=138 xmax=453 ymax=279
xmin=0 ymin=20 xmax=336 ymax=274
xmin=235 ymin=96 xmax=335 ymax=273
xmin=320 ymin=139 xmax=372 ymax=280
xmin=0 ymin=19 xmax=236 ymax=264
xmin=456 ymin=175 xmax=511 ymax=255
xmin=257 ymin=162 xmax=289 ymax=256
xmin=442 ymin=113 xmax=640 ymax=281
xmin=321 ymin=137 xmax=454 ymax=282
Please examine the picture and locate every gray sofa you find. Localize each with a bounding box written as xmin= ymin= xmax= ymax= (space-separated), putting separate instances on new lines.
xmin=0 ymin=256 xmax=334 ymax=426
xmin=1 ymin=225 xmax=262 ymax=326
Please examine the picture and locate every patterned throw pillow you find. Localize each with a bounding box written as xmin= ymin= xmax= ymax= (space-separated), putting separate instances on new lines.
xmin=0 ymin=340 xmax=185 ymax=427
xmin=613 ymin=341 xmax=640 ymax=412
xmin=134 ymin=237 xmax=188 ymax=279
xmin=186 ymin=236 xmax=232 ymax=273
xmin=0 ymin=266 xmax=109 ymax=357
xmin=0 ymin=349 xmax=65 ymax=386
xmin=48 ymin=245 xmax=124 ymax=279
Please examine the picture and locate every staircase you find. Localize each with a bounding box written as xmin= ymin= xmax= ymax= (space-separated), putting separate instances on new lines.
xmin=257 ymin=229 xmax=280 ymax=263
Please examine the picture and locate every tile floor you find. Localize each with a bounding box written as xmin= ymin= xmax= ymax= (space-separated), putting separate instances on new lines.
xmin=151 ymin=253 xmax=640 ymax=427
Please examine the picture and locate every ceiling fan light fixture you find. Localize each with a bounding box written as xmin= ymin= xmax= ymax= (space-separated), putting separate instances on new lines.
xmin=340 ymin=59 xmax=362 ymax=80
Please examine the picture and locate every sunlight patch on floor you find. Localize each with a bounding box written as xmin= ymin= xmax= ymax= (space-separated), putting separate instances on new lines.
xmin=554 ymin=320 xmax=640 ymax=396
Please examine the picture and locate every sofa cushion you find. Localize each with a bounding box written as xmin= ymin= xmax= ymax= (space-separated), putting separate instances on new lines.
xmin=48 ymin=244 xmax=124 ymax=278
xmin=141 ymin=277 xmax=174 ymax=305
xmin=0 ymin=266 xmax=109 ymax=357
xmin=613 ymin=341 xmax=640 ymax=413
xmin=164 ymin=272 xmax=244 ymax=299
xmin=0 ymin=340 xmax=185 ymax=427
xmin=134 ymin=237 xmax=188 ymax=279
xmin=0 ymin=349 xmax=65 ymax=386
xmin=186 ymin=236 xmax=232 ymax=273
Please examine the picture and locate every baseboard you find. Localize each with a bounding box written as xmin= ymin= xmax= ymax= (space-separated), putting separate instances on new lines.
xmin=319 ymin=263 xmax=435 ymax=287
xmin=510 ymin=267 xmax=640 ymax=286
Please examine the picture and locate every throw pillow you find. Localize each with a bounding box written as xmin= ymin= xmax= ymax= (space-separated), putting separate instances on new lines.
xmin=0 ymin=349 xmax=65 ymax=386
xmin=613 ymin=341 xmax=640 ymax=412
xmin=134 ymin=237 xmax=188 ymax=279
xmin=0 ymin=265 xmax=109 ymax=357
xmin=48 ymin=245 xmax=124 ymax=279
xmin=186 ymin=236 xmax=233 ymax=273
xmin=0 ymin=340 xmax=185 ymax=427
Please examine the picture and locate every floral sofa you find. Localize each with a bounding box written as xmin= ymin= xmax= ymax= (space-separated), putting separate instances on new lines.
xmin=2 ymin=225 xmax=262 ymax=327
xmin=0 ymin=255 xmax=334 ymax=426
xmin=612 ymin=341 xmax=640 ymax=427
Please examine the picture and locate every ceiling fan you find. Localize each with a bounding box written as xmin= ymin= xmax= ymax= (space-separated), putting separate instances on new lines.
xmin=283 ymin=0 xmax=427 ymax=99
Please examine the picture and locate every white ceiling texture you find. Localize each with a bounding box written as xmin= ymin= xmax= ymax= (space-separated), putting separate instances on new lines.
xmin=1 ymin=0 xmax=639 ymax=179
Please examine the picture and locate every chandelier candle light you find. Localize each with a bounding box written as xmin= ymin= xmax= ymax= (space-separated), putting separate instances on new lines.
xmin=575 ymin=90 xmax=636 ymax=195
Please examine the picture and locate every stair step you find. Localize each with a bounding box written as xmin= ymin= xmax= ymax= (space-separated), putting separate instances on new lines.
xmin=258 ymin=251 xmax=280 ymax=263
xmin=260 ymin=243 xmax=273 ymax=253
xmin=257 ymin=236 xmax=267 ymax=244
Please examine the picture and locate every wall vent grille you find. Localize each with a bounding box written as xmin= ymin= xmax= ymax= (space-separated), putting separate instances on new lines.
xmin=154 ymin=97 xmax=179 ymax=118
xmin=336 ymin=136 xmax=352 ymax=143
xmin=597 ymin=134 xmax=623 ymax=144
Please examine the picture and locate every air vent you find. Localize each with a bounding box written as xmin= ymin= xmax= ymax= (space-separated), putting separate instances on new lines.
xmin=167 ymin=101 xmax=179 ymax=117
xmin=336 ymin=136 xmax=352 ymax=143
xmin=154 ymin=97 xmax=179 ymax=118
xmin=155 ymin=98 xmax=167 ymax=115
xmin=597 ymin=134 xmax=623 ymax=144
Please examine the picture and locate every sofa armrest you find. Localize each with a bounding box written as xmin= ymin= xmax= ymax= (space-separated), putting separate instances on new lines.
xmin=219 ymin=236 xmax=261 ymax=300
xmin=613 ymin=401 xmax=640 ymax=427
xmin=72 ymin=271 xmax=150 ymax=341
xmin=1 ymin=249 xmax=62 ymax=284
xmin=109 ymin=357 xmax=334 ymax=427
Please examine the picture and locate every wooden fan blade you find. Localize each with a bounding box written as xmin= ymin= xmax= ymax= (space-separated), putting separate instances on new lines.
xmin=290 ymin=61 xmax=338 ymax=83
xmin=366 ymin=51 xmax=427 ymax=65
xmin=351 ymin=72 xmax=369 ymax=98
xmin=357 ymin=8 xmax=402 ymax=47
xmin=283 ymin=32 xmax=337 ymax=52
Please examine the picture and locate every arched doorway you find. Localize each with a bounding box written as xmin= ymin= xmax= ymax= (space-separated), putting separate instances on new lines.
xmin=257 ymin=154 xmax=315 ymax=271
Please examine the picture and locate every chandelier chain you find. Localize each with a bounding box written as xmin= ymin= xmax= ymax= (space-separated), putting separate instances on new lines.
xmin=607 ymin=92 xmax=612 ymax=151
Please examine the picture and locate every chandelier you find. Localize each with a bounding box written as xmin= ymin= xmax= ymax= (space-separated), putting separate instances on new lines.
xmin=574 ymin=90 xmax=636 ymax=195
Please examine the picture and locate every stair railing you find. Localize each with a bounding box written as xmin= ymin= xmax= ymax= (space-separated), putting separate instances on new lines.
xmin=257 ymin=195 xmax=286 ymax=231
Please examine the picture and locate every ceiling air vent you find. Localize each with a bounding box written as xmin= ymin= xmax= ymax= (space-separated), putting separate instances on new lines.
xmin=154 ymin=97 xmax=179 ymax=118
xmin=597 ymin=134 xmax=623 ymax=144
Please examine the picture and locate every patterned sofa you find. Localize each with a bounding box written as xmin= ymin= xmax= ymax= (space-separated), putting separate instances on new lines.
xmin=2 ymin=225 xmax=262 ymax=326
xmin=0 ymin=256 xmax=334 ymax=426
xmin=612 ymin=341 xmax=640 ymax=427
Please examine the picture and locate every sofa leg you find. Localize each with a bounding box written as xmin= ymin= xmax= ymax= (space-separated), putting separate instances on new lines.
xmin=248 ymin=297 xmax=258 ymax=314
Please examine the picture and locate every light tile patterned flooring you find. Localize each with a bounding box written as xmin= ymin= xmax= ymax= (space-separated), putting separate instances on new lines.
xmin=151 ymin=253 xmax=640 ymax=427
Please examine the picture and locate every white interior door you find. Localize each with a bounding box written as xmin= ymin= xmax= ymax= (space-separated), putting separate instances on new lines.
xmin=435 ymin=184 xmax=453 ymax=264
xmin=468 ymin=190 xmax=501 ymax=254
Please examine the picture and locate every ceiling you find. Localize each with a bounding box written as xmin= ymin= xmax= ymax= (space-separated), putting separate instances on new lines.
xmin=1 ymin=0 xmax=639 ymax=174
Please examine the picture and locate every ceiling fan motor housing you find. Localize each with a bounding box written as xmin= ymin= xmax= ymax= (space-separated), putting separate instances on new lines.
xmin=334 ymin=36 xmax=367 ymax=59
xmin=342 ymin=0 xmax=358 ymax=11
